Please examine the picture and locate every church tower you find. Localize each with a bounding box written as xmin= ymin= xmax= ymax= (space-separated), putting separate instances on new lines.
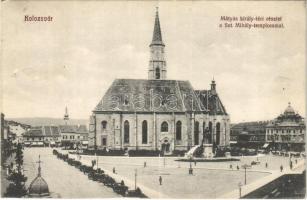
xmin=148 ymin=8 xmax=167 ymax=80
xmin=64 ymin=106 xmax=69 ymax=125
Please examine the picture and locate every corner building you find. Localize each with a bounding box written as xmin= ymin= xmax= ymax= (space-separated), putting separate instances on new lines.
xmin=89 ymin=9 xmax=230 ymax=154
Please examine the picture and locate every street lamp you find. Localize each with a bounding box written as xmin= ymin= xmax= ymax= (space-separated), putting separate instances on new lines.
xmin=189 ymin=157 xmax=193 ymax=175
xmin=241 ymin=164 xmax=249 ymax=185
xmin=238 ymin=182 xmax=243 ymax=198
xmin=134 ymin=169 xmax=137 ymax=190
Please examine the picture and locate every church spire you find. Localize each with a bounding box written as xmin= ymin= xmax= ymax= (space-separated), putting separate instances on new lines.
xmin=150 ymin=7 xmax=164 ymax=47
xmin=148 ymin=7 xmax=167 ymax=80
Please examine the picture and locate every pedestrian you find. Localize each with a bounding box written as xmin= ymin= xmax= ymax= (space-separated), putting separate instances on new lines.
xmin=194 ymin=161 xmax=197 ymax=166
xmin=113 ymin=167 xmax=116 ymax=174
xmin=237 ymin=165 xmax=239 ymax=170
xmin=265 ymin=162 xmax=268 ymax=168
xmin=280 ymin=165 xmax=283 ymax=172
xmin=295 ymin=159 xmax=297 ymax=164
xmin=290 ymin=161 xmax=293 ymax=170
xmin=230 ymin=164 xmax=233 ymax=170
xmin=159 ymin=176 xmax=162 ymax=185
xmin=91 ymin=160 xmax=96 ymax=168
xmin=144 ymin=162 xmax=147 ymax=168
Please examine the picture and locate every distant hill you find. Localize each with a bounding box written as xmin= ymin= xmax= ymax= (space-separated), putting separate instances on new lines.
xmin=7 ymin=118 xmax=89 ymax=127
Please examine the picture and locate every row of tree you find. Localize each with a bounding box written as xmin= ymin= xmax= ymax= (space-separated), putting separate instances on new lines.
xmin=5 ymin=143 xmax=28 ymax=197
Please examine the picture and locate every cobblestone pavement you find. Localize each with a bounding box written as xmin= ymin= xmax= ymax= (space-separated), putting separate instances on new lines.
xmin=23 ymin=148 xmax=120 ymax=198
xmin=75 ymin=154 xmax=300 ymax=198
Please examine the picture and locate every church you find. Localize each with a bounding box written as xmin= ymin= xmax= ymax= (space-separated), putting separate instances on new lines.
xmin=88 ymin=9 xmax=230 ymax=154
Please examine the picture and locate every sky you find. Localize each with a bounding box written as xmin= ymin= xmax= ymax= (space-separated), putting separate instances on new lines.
xmin=1 ymin=1 xmax=305 ymax=123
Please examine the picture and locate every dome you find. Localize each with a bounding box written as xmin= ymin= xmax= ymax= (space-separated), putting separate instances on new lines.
xmin=28 ymin=155 xmax=50 ymax=197
xmin=28 ymin=176 xmax=50 ymax=197
xmin=284 ymin=102 xmax=295 ymax=115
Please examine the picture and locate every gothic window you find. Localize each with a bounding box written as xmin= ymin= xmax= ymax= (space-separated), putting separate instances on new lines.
xmin=124 ymin=120 xmax=130 ymax=144
xmin=194 ymin=121 xmax=199 ymax=145
xmin=155 ymin=67 xmax=160 ymax=79
xmin=161 ymin=121 xmax=168 ymax=132
xmin=142 ymin=120 xmax=148 ymax=144
xmin=101 ymin=121 xmax=107 ymax=129
xmin=216 ymin=122 xmax=221 ymax=145
xmin=176 ymin=121 xmax=182 ymax=140
xmin=209 ymin=122 xmax=213 ymax=144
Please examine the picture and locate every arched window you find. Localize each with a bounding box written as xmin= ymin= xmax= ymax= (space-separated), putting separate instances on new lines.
xmin=101 ymin=121 xmax=107 ymax=130
xmin=161 ymin=121 xmax=168 ymax=132
xmin=176 ymin=121 xmax=182 ymax=140
xmin=209 ymin=122 xmax=213 ymax=144
xmin=124 ymin=120 xmax=129 ymax=144
xmin=194 ymin=121 xmax=199 ymax=145
xmin=155 ymin=67 xmax=160 ymax=79
xmin=142 ymin=120 xmax=148 ymax=144
xmin=216 ymin=122 xmax=221 ymax=145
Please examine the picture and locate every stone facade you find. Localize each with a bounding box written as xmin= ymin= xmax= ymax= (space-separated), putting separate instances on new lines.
xmin=89 ymin=9 xmax=230 ymax=153
xmin=266 ymin=102 xmax=305 ymax=152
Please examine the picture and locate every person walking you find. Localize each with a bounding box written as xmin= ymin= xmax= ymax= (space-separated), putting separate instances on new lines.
xmin=230 ymin=164 xmax=233 ymax=170
xmin=265 ymin=162 xmax=268 ymax=168
xmin=144 ymin=162 xmax=147 ymax=168
xmin=113 ymin=167 xmax=116 ymax=174
xmin=159 ymin=176 xmax=162 ymax=185
xmin=290 ymin=161 xmax=293 ymax=170
xmin=237 ymin=165 xmax=240 ymax=170
xmin=280 ymin=165 xmax=283 ymax=172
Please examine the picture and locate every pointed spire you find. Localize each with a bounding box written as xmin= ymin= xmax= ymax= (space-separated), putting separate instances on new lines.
xmin=37 ymin=155 xmax=42 ymax=177
xmin=150 ymin=7 xmax=164 ymax=46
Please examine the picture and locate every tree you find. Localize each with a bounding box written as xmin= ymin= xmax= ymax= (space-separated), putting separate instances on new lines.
xmin=5 ymin=143 xmax=27 ymax=197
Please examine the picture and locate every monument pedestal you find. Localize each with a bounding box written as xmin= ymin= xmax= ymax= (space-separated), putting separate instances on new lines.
xmin=203 ymin=144 xmax=214 ymax=158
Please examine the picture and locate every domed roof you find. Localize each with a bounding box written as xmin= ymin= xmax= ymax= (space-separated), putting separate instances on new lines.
xmin=28 ymin=155 xmax=50 ymax=197
xmin=28 ymin=176 xmax=50 ymax=197
xmin=284 ymin=102 xmax=295 ymax=115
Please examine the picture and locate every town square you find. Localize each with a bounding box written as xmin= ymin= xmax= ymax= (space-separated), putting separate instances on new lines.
xmin=1 ymin=1 xmax=306 ymax=199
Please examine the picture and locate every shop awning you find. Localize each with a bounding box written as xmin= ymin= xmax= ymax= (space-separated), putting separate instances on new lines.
xmin=82 ymin=141 xmax=89 ymax=145
xmin=230 ymin=141 xmax=237 ymax=144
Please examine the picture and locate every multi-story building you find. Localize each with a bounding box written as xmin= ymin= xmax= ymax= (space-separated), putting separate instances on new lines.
xmin=266 ymin=103 xmax=305 ymax=152
xmin=89 ymin=9 xmax=230 ymax=154
xmin=59 ymin=125 xmax=88 ymax=148
xmin=230 ymin=121 xmax=269 ymax=149
xmin=23 ymin=124 xmax=88 ymax=148
xmin=23 ymin=126 xmax=61 ymax=147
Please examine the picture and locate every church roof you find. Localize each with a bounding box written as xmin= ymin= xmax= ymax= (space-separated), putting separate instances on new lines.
xmin=150 ymin=9 xmax=164 ymax=46
xmin=194 ymin=90 xmax=227 ymax=115
xmin=94 ymin=79 xmax=205 ymax=113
